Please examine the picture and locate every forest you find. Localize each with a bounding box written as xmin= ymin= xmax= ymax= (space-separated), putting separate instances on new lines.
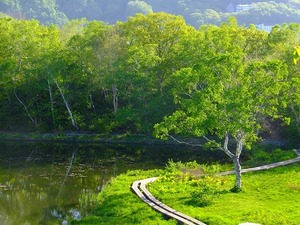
xmin=1 ymin=0 xmax=300 ymax=28
xmin=1 ymin=12 xmax=300 ymax=146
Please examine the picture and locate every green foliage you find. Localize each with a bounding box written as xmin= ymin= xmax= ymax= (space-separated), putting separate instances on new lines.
xmin=189 ymin=185 xmax=218 ymax=207
xmin=246 ymin=146 xmax=296 ymax=166
xmin=154 ymin=19 xmax=290 ymax=189
xmin=0 ymin=12 xmax=300 ymax=147
xmin=165 ymin=160 xmax=224 ymax=176
xmin=156 ymin=161 xmax=227 ymax=207
xmin=294 ymin=46 xmax=300 ymax=64
xmin=282 ymin=124 xmax=300 ymax=147
xmin=188 ymin=174 xmax=227 ymax=206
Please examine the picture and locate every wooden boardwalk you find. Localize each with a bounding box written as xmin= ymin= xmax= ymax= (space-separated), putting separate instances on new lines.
xmin=219 ymin=156 xmax=300 ymax=176
xmin=131 ymin=177 xmax=206 ymax=225
xmin=131 ymin=156 xmax=300 ymax=225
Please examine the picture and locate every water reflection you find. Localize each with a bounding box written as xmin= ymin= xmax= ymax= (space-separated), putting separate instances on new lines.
xmin=0 ymin=141 xmax=224 ymax=225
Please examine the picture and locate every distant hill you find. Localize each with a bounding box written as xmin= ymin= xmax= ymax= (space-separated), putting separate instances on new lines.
xmin=0 ymin=0 xmax=300 ymax=27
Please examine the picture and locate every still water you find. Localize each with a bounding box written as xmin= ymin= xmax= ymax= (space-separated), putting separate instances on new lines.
xmin=0 ymin=141 xmax=222 ymax=225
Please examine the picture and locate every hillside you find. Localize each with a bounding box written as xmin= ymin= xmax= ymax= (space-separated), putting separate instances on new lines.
xmin=0 ymin=0 xmax=300 ymax=27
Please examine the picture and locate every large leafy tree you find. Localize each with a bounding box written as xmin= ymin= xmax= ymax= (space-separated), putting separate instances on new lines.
xmin=120 ymin=12 xmax=195 ymax=90
xmin=0 ymin=18 xmax=49 ymax=129
xmin=154 ymin=19 xmax=288 ymax=190
xmin=265 ymin=24 xmax=300 ymax=138
xmin=0 ymin=17 xmax=90 ymax=131
xmin=58 ymin=21 xmax=110 ymax=130
xmin=0 ymin=18 xmax=70 ymax=130
xmin=111 ymin=12 xmax=195 ymax=133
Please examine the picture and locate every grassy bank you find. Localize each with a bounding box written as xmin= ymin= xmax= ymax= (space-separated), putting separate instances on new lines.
xmin=149 ymin=162 xmax=300 ymax=225
xmin=72 ymin=169 xmax=177 ymax=225
xmin=72 ymin=157 xmax=300 ymax=225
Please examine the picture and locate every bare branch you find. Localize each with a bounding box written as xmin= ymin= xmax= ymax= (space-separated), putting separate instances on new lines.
xmin=14 ymin=88 xmax=36 ymax=125
xmin=203 ymin=135 xmax=213 ymax=142
xmin=234 ymin=130 xmax=244 ymax=158
xmin=55 ymin=80 xmax=78 ymax=130
xmin=184 ymin=92 xmax=192 ymax=98
xmin=167 ymin=134 xmax=203 ymax=147
xmin=222 ymin=132 xmax=235 ymax=158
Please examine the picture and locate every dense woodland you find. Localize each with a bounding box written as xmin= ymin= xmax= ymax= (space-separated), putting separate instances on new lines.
xmin=1 ymin=0 xmax=300 ymax=27
xmin=1 ymin=13 xmax=300 ymax=144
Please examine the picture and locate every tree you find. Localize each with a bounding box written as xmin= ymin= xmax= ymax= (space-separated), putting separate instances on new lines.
xmin=126 ymin=1 xmax=153 ymax=18
xmin=54 ymin=21 xmax=103 ymax=130
xmin=154 ymin=20 xmax=288 ymax=190
xmin=59 ymin=18 xmax=89 ymax=44
xmin=0 ymin=18 xmax=51 ymax=129
xmin=120 ymin=12 xmax=194 ymax=91
xmin=20 ymin=0 xmax=68 ymax=26
xmin=110 ymin=12 xmax=195 ymax=133
xmin=0 ymin=17 xmax=97 ymax=131
xmin=265 ymin=24 xmax=300 ymax=136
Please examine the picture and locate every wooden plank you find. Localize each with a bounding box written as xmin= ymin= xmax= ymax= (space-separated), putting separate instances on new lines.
xmin=219 ymin=157 xmax=300 ymax=176
xmin=131 ymin=179 xmax=200 ymax=225
xmin=293 ymin=149 xmax=300 ymax=156
xmin=139 ymin=180 xmax=206 ymax=225
xmin=241 ymin=157 xmax=300 ymax=173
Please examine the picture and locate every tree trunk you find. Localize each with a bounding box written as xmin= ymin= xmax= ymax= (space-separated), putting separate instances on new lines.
xmin=221 ymin=132 xmax=244 ymax=191
xmin=232 ymin=156 xmax=242 ymax=189
xmin=89 ymin=94 xmax=95 ymax=111
xmin=14 ymin=88 xmax=36 ymax=126
xmin=232 ymin=134 xmax=244 ymax=190
xmin=290 ymin=103 xmax=300 ymax=126
xmin=47 ymin=78 xmax=55 ymax=126
xmin=112 ymin=86 xmax=118 ymax=113
xmin=55 ymin=80 xmax=79 ymax=130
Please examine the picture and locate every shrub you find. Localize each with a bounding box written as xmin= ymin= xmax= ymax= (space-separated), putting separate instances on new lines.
xmin=189 ymin=185 xmax=218 ymax=207
xmin=246 ymin=146 xmax=295 ymax=167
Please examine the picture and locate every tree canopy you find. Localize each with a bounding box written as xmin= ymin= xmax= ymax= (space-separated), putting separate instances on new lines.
xmin=1 ymin=13 xmax=300 ymax=186
xmin=153 ymin=18 xmax=289 ymax=189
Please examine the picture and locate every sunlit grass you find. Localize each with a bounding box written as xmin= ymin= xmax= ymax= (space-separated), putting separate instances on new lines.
xmin=72 ymin=169 xmax=177 ymax=225
xmin=73 ymin=150 xmax=300 ymax=225
xmin=148 ymin=164 xmax=300 ymax=225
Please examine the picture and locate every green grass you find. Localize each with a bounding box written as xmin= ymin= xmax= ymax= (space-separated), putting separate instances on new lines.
xmin=148 ymin=164 xmax=300 ymax=225
xmin=73 ymin=154 xmax=300 ymax=225
xmin=72 ymin=169 xmax=177 ymax=225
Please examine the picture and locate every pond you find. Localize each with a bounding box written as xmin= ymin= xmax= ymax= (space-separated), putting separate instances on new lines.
xmin=0 ymin=141 xmax=224 ymax=225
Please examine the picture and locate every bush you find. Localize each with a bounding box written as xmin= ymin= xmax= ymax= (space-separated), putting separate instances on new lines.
xmin=246 ymin=145 xmax=295 ymax=167
xmin=189 ymin=185 xmax=217 ymax=207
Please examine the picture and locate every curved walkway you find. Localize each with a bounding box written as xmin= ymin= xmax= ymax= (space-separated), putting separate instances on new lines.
xmin=132 ymin=177 xmax=205 ymax=225
xmin=131 ymin=156 xmax=300 ymax=225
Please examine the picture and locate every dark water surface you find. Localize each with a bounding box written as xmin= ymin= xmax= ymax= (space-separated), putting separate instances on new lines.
xmin=0 ymin=141 xmax=223 ymax=225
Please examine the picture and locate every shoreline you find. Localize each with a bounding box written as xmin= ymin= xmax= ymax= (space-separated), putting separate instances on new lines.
xmin=0 ymin=131 xmax=288 ymax=148
xmin=0 ymin=131 xmax=177 ymax=145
